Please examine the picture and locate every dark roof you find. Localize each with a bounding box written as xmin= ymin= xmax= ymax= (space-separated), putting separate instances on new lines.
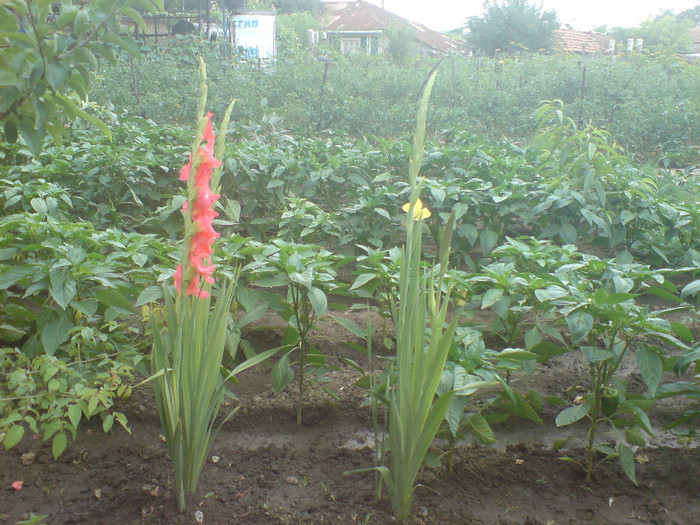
xmin=322 ymin=1 xmax=457 ymax=53
xmin=555 ymin=29 xmax=602 ymax=53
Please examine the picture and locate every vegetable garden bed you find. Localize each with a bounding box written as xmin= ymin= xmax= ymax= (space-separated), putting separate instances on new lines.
xmin=2 ymin=309 xmax=698 ymax=525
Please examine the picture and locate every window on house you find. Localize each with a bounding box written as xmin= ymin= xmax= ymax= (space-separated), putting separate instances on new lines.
xmin=370 ymin=36 xmax=378 ymax=55
xmin=341 ymin=37 xmax=361 ymax=53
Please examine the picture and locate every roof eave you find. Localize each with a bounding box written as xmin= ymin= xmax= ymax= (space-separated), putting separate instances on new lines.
xmin=325 ymin=29 xmax=384 ymax=34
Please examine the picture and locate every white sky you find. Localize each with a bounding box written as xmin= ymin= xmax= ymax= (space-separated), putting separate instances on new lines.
xmin=366 ymin=0 xmax=700 ymax=32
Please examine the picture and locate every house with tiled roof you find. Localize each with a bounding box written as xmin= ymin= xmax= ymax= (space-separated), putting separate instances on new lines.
xmin=320 ymin=0 xmax=457 ymax=55
xmin=680 ymin=24 xmax=700 ymax=62
xmin=555 ymin=29 xmax=614 ymax=54
xmin=690 ymin=25 xmax=700 ymax=52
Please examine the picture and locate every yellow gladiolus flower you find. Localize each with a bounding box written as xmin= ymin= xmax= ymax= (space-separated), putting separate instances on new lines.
xmin=402 ymin=198 xmax=432 ymax=220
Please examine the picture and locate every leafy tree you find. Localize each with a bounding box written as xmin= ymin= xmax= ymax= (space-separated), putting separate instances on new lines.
xmin=610 ymin=16 xmax=693 ymax=53
xmin=161 ymin=0 xmax=246 ymax=12
xmin=444 ymin=28 xmax=466 ymax=42
xmin=272 ymin=0 xmax=322 ymax=14
xmin=677 ymin=5 xmax=700 ymax=24
xmin=276 ymin=11 xmax=319 ymax=54
xmin=246 ymin=0 xmax=321 ymax=13
xmin=608 ymin=25 xmax=635 ymax=48
xmin=465 ymin=0 xmax=560 ymax=56
xmin=0 ymin=0 xmax=162 ymax=155
xmin=385 ymin=23 xmax=414 ymax=63
xmin=638 ymin=15 xmax=694 ymax=52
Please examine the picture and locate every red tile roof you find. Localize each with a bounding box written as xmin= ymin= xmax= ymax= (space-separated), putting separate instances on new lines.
xmin=555 ymin=29 xmax=601 ymax=53
xmin=322 ymin=1 xmax=457 ymax=53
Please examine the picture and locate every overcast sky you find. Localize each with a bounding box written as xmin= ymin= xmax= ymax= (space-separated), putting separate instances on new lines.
xmin=366 ymin=0 xmax=700 ymax=32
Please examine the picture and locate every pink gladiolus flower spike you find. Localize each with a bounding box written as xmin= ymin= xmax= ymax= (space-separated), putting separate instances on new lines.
xmin=175 ymin=113 xmax=222 ymax=297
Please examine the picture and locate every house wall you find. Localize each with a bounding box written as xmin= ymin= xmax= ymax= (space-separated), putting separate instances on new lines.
xmin=328 ymin=33 xmax=381 ymax=55
xmin=328 ymin=32 xmax=439 ymax=56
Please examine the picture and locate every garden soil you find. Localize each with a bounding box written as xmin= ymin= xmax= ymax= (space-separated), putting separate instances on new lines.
xmin=2 ymin=309 xmax=698 ymax=525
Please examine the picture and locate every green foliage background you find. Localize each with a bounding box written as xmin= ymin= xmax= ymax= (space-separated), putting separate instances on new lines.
xmin=90 ymin=43 xmax=700 ymax=166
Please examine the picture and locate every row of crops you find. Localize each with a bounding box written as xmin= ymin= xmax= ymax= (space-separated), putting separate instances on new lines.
xmin=91 ymin=43 xmax=700 ymax=167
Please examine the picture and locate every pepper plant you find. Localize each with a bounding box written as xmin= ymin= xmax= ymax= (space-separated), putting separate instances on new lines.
xmin=349 ymin=244 xmax=402 ymax=349
xmin=277 ymin=196 xmax=344 ymax=246
xmin=661 ymin=343 xmax=700 ymax=439
xmin=0 ymin=348 xmax=135 ymax=457
xmin=436 ymin=327 xmax=503 ymax=472
xmin=245 ymin=239 xmax=340 ymax=426
xmin=553 ymin=258 xmax=690 ymax=484
xmin=0 ymin=179 xmax=170 ymax=456
xmin=340 ymin=177 xmax=405 ymax=250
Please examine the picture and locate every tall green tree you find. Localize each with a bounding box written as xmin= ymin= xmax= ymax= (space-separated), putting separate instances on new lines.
xmin=385 ymin=23 xmax=414 ymax=63
xmin=465 ymin=0 xmax=560 ymax=56
xmin=276 ymin=11 xmax=319 ymax=54
xmin=246 ymin=0 xmax=320 ymax=12
xmin=272 ymin=0 xmax=322 ymax=14
xmin=676 ymin=6 xmax=700 ymax=24
xmin=610 ymin=15 xmax=693 ymax=53
xmin=160 ymin=1 xmax=246 ymax=15
xmin=638 ymin=15 xmax=694 ymax=52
